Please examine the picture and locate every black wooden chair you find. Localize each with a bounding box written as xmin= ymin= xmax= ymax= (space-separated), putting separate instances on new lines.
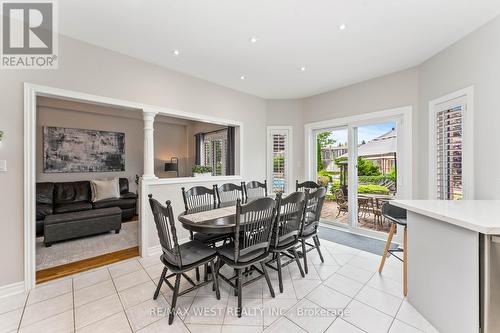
xmin=182 ymin=185 xmax=231 ymax=280
xmin=266 ymin=192 xmax=306 ymax=293
xmin=216 ymin=183 xmax=245 ymax=206
xmin=244 ymin=180 xmax=268 ymax=201
xmin=296 ymin=180 xmax=322 ymax=192
xmin=216 ymin=197 xmax=277 ymax=317
xmin=148 ymin=195 xmax=220 ymax=325
xmin=299 ymin=187 xmax=327 ymax=274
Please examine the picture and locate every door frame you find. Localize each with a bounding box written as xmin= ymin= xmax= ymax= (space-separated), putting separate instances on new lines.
xmin=304 ymin=106 xmax=413 ymax=240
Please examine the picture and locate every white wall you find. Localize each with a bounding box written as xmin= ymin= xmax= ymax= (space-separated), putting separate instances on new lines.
xmin=266 ymin=99 xmax=305 ymax=183
xmin=418 ymin=15 xmax=500 ymax=199
xmin=0 ymin=35 xmax=267 ymax=287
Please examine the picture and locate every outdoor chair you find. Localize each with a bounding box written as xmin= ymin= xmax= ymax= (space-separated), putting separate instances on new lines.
xmin=148 ymin=195 xmax=220 ymax=325
xmin=378 ymin=202 xmax=408 ymax=296
xmin=299 ymin=187 xmax=327 ymax=274
xmin=266 ymin=191 xmax=306 ymax=293
xmin=244 ymin=180 xmax=268 ymax=201
xmin=216 ymin=197 xmax=277 ymax=317
xmin=334 ymin=189 xmax=348 ymax=217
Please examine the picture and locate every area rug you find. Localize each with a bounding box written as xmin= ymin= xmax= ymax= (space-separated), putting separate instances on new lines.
xmin=318 ymin=224 xmax=399 ymax=256
xmin=36 ymin=220 xmax=139 ymax=270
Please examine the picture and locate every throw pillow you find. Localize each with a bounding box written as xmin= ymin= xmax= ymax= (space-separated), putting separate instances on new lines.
xmin=90 ymin=178 xmax=120 ymax=202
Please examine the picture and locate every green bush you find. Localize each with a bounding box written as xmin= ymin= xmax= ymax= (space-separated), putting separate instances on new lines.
xmin=192 ymin=165 xmax=212 ymax=174
xmin=317 ymin=170 xmax=333 ymax=182
xmin=317 ymin=175 xmax=330 ymax=187
xmin=358 ymin=184 xmax=390 ymax=194
xmin=357 ymin=158 xmax=381 ymax=176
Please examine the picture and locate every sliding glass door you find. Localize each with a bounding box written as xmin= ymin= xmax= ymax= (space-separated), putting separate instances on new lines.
xmin=312 ymin=116 xmax=404 ymax=241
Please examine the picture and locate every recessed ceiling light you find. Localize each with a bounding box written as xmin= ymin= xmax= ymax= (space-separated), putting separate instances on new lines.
xmin=300 ymin=66 xmax=306 ymax=72
xmin=240 ymin=75 xmax=246 ymax=80
xmin=339 ymin=24 xmax=347 ymax=31
xmin=172 ymin=49 xmax=180 ymax=56
xmin=249 ymin=37 xmax=258 ymax=43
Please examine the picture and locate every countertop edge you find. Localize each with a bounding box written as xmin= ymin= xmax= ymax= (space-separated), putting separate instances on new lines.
xmin=390 ymin=200 xmax=500 ymax=234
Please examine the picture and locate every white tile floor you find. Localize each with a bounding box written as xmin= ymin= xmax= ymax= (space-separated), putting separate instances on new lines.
xmin=0 ymin=239 xmax=439 ymax=333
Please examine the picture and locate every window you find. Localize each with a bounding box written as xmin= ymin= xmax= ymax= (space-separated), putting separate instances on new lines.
xmin=202 ymin=130 xmax=227 ymax=176
xmin=267 ymin=127 xmax=292 ymax=194
xmin=436 ymin=103 xmax=464 ymax=200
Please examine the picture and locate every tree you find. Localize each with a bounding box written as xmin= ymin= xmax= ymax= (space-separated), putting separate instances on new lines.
xmin=316 ymin=132 xmax=335 ymax=171
xmin=357 ymin=157 xmax=381 ymax=176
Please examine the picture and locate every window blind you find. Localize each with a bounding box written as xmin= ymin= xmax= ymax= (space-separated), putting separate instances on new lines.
xmin=271 ymin=132 xmax=288 ymax=193
xmin=202 ymin=130 xmax=227 ymax=176
xmin=436 ymin=104 xmax=464 ymax=200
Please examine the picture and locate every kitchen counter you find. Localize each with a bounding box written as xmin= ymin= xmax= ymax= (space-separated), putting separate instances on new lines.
xmin=391 ymin=200 xmax=500 ymax=234
xmin=391 ymin=200 xmax=500 ymax=333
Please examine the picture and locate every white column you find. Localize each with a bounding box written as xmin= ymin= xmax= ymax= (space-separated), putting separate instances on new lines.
xmin=143 ymin=110 xmax=158 ymax=179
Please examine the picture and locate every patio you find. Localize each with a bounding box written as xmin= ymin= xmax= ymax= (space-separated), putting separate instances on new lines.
xmin=320 ymin=200 xmax=392 ymax=233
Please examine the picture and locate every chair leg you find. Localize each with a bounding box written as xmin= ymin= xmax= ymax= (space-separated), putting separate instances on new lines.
xmin=204 ymin=263 xmax=209 ymax=282
xmin=301 ymin=239 xmax=308 ymax=274
xmin=237 ymin=269 xmax=243 ymax=318
xmin=154 ymin=267 xmax=167 ymax=300
xmin=210 ymin=261 xmax=221 ymax=300
xmin=313 ymin=235 xmax=324 ymax=263
xmin=195 ymin=267 xmax=200 ymax=282
xmin=292 ymin=248 xmax=305 ymax=278
xmin=378 ymin=223 xmax=396 ymax=273
xmin=169 ymin=274 xmax=181 ymax=325
xmin=276 ymin=253 xmax=283 ymax=293
xmin=234 ymin=269 xmax=239 ymax=296
xmin=261 ymin=261 xmax=275 ymax=298
xmin=403 ymin=226 xmax=408 ymax=296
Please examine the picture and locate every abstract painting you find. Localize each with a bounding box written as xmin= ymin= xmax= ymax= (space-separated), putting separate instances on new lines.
xmin=43 ymin=126 xmax=125 ymax=173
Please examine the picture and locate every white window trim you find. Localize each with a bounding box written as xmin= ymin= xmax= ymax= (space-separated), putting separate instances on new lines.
xmin=266 ymin=126 xmax=293 ymax=194
xmin=428 ymin=86 xmax=474 ymax=200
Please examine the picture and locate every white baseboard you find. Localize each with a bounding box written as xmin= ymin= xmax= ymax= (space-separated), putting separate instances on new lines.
xmin=0 ymin=281 xmax=26 ymax=299
xmin=146 ymin=245 xmax=162 ymax=257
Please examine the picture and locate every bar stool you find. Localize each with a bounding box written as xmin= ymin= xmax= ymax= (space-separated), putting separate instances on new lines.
xmin=378 ymin=203 xmax=408 ymax=296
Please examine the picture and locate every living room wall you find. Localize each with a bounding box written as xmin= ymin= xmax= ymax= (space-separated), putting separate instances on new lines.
xmin=0 ymin=34 xmax=267 ymax=288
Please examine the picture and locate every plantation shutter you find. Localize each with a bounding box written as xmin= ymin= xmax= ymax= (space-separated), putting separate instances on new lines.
xmin=436 ymin=97 xmax=466 ymax=200
xmin=268 ymin=128 xmax=290 ymax=193
xmin=202 ymin=129 xmax=228 ymax=176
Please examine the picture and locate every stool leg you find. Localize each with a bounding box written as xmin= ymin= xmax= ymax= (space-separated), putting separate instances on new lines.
xmin=403 ymin=225 xmax=408 ymax=296
xmin=378 ymin=223 xmax=396 ymax=273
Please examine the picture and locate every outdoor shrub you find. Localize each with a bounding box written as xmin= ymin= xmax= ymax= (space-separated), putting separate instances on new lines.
xmin=357 ymin=158 xmax=381 ymax=176
xmin=317 ymin=175 xmax=330 ymax=186
xmin=192 ymin=165 xmax=212 ymax=174
xmin=358 ymin=184 xmax=390 ymax=194
xmin=317 ymin=170 xmax=333 ymax=182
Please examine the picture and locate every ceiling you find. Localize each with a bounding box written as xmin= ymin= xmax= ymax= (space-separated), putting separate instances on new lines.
xmin=59 ymin=0 xmax=500 ymax=99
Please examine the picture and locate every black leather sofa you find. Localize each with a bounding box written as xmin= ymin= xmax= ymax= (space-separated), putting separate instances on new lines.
xmin=36 ymin=178 xmax=137 ymax=236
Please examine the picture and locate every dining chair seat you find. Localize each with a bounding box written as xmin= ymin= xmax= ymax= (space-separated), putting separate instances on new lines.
xmin=301 ymin=223 xmax=317 ymax=238
xmin=218 ymin=242 xmax=268 ymax=265
xmin=160 ymin=240 xmax=217 ymax=269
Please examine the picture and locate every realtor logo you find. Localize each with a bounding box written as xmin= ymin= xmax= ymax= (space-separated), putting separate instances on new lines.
xmin=1 ymin=0 xmax=58 ymax=69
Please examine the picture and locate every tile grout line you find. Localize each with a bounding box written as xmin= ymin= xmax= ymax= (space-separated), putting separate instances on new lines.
xmin=107 ymin=266 xmax=135 ymax=333
xmin=15 ymin=291 xmax=30 ymax=332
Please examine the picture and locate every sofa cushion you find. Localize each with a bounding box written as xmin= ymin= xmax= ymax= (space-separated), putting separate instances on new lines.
xmin=90 ymin=178 xmax=120 ymax=202
xmin=92 ymin=198 xmax=136 ymax=210
xmin=36 ymin=203 xmax=53 ymax=221
xmin=54 ymin=201 xmax=93 ymax=214
xmin=36 ymin=183 xmax=54 ymax=205
xmin=54 ymin=181 xmax=91 ymax=204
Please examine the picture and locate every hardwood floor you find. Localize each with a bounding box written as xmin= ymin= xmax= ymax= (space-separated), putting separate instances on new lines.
xmin=36 ymin=246 xmax=139 ymax=284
